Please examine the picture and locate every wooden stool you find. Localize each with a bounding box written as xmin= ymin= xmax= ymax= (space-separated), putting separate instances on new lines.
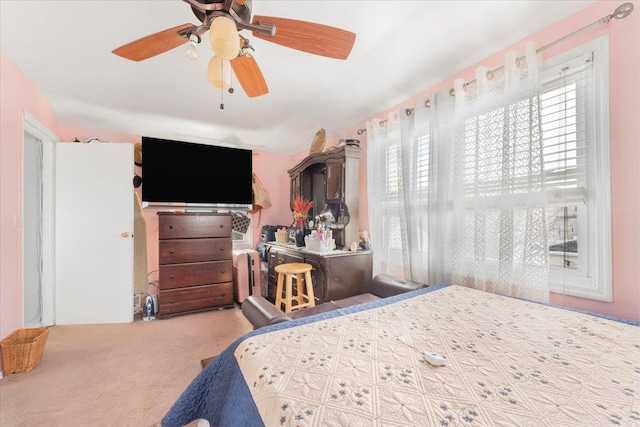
xmin=274 ymin=263 xmax=315 ymax=313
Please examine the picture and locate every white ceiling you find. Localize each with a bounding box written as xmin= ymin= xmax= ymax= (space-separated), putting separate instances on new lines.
xmin=1 ymin=0 xmax=596 ymax=155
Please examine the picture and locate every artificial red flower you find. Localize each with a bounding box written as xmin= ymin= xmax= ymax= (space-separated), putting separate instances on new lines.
xmin=292 ymin=198 xmax=313 ymax=221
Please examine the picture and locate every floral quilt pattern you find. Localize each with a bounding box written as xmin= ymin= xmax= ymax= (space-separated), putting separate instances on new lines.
xmin=235 ymin=285 xmax=640 ymax=426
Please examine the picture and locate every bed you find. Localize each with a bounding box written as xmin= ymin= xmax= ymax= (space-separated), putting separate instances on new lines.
xmin=162 ymin=284 xmax=640 ymax=427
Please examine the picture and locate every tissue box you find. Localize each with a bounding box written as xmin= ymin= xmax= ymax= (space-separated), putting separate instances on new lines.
xmin=305 ymin=238 xmax=335 ymax=252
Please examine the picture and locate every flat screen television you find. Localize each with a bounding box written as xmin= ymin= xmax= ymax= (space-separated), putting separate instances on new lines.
xmin=141 ymin=137 xmax=253 ymax=210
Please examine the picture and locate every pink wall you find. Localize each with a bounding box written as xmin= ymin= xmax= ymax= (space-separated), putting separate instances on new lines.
xmin=339 ymin=1 xmax=640 ymax=321
xmin=0 ymin=55 xmax=60 ymax=340
xmin=0 ymin=58 xmax=153 ymax=339
xmin=1 ymin=1 xmax=638 ymax=340
xmin=0 ymin=54 xmax=294 ymax=339
xmin=250 ymin=151 xmax=300 ymax=243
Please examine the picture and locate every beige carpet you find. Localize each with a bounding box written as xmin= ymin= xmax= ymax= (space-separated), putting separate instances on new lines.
xmin=0 ymin=307 xmax=253 ymax=427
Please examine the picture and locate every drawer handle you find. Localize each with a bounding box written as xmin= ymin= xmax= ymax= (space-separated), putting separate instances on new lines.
xmin=220 ymin=269 xmax=225 ymax=274
xmin=219 ymin=247 xmax=225 ymax=251
xmin=170 ymin=275 xmax=175 ymax=279
xmin=219 ymin=224 xmax=224 ymax=228
xmin=169 ymin=225 xmax=174 ymax=229
xmin=221 ymin=293 xmax=225 ymax=297
xmin=169 ymin=249 xmax=174 ymax=254
xmin=170 ymin=299 xmax=175 ymax=303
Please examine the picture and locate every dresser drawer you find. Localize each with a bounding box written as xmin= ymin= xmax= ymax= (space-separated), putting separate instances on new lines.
xmin=158 ymin=283 xmax=233 ymax=316
xmin=158 ymin=214 xmax=231 ymax=239
xmin=159 ymin=260 xmax=233 ymax=289
xmin=275 ymin=250 xmax=304 ymax=266
xmin=159 ymin=238 xmax=232 ymax=264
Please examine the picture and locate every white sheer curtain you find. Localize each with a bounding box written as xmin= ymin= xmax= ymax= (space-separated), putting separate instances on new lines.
xmin=398 ymin=92 xmax=456 ymax=285
xmin=424 ymin=90 xmax=456 ymax=285
xmin=398 ymin=98 xmax=430 ymax=283
xmin=366 ymin=91 xmax=455 ymax=284
xmin=451 ymin=41 xmax=550 ymax=302
xmin=366 ymin=112 xmax=409 ymax=278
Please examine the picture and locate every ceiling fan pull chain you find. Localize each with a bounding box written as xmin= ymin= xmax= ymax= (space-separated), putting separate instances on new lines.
xmin=220 ymin=81 xmax=225 ymax=110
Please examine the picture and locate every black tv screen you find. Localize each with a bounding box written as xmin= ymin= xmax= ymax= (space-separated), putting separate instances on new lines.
xmin=141 ymin=137 xmax=253 ymax=209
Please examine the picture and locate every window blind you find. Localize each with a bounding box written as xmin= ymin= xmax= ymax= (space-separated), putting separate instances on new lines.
xmin=455 ymin=58 xmax=592 ymax=205
xmin=541 ymin=60 xmax=591 ymax=205
xmin=385 ymin=144 xmax=400 ymax=195
xmin=415 ymin=135 xmax=429 ymax=191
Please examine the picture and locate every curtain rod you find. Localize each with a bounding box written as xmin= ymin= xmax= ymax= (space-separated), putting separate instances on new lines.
xmin=356 ymin=2 xmax=633 ymax=136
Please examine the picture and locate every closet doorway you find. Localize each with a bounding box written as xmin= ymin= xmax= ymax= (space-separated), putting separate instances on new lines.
xmin=22 ymin=112 xmax=57 ymax=327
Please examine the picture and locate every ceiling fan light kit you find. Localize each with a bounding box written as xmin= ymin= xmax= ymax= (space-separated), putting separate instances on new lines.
xmin=112 ymin=0 xmax=356 ymax=103
xmin=186 ymin=34 xmax=200 ymax=60
xmin=208 ymin=56 xmax=232 ymax=89
xmin=209 ymin=16 xmax=240 ymax=60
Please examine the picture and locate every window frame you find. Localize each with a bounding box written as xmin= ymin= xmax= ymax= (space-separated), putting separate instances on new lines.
xmin=543 ymin=36 xmax=612 ymax=301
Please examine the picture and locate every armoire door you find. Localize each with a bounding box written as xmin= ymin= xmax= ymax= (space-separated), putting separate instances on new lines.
xmin=55 ymin=142 xmax=134 ymax=324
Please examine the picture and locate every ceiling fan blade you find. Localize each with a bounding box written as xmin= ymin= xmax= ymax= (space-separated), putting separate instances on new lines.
xmin=231 ymin=54 xmax=269 ymax=98
xmin=112 ymin=23 xmax=195 ymax=61
xmin=251 ymin=15 xmax=355 ymax=60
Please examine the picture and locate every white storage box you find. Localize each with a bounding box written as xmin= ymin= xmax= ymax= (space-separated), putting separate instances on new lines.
xmin=305 ymin=237 xmax=335 ymax=252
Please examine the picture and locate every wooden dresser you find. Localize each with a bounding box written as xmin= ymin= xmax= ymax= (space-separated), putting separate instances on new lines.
xmin=288 ymin=145 xmax=361 ymax=249
xmin=265 ymin=243 xmax=373 ymax=305
xmin=157 ymin=212 xmax=234 ymax=318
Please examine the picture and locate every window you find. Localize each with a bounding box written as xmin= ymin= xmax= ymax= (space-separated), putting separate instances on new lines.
xmin=451 ymin=37 xmax=610 ymax=299
xmin=414 ymin=135 xmax=430 ymax=192
xmin=382 ymin=143 xmax=404 ymax=251
xmin=385 ymin=144 xmax=401 ymax=196
xmin=371 ymin=38 xmax=610 ymax=299
xmin=542 ymin=36 xmax=611 ymax=301
xmin=379 ymin=132 xmax=431 ymax=278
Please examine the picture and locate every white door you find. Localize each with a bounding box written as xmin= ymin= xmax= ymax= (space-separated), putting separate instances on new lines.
xmin=55 ymin=142 xmax=134 ymax=324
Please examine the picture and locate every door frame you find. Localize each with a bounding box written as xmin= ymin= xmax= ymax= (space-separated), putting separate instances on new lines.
xmin=22 ymin=111 xmax=58 ymax=327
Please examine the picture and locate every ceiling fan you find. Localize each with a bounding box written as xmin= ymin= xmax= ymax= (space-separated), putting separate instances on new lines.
xmin=112 ymin=0 xmax=356 ymax=99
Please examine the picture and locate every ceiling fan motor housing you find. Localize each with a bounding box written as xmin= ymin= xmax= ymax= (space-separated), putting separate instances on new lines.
xmin=189 ymin=0 xmax=252 ymax=28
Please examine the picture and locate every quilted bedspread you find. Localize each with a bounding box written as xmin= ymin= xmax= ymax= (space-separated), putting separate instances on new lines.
xmin=162 ymin=285 xmax=639 ymax=427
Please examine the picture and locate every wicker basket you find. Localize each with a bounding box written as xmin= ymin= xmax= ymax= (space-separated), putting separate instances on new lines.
xmin=275 ymin=229 xmax=289 ymax=243
xmin=1 ymin=327 xmax=50 ymax=374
